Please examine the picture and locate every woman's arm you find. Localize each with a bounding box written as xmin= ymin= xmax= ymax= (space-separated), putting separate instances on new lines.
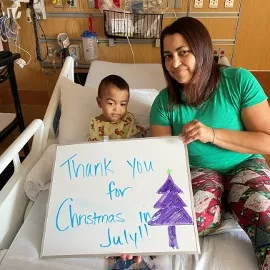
xmin=150 ymin=125 xmax=172 ymax=137
xmin=183 ymin=101 xmax=270 ymax=154
xmin=213 ymin=100 xmax=270 ymax=154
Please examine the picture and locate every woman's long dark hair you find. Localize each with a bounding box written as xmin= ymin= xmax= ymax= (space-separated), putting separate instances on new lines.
xmin=160 ymin=17 xmax=221 ymax=106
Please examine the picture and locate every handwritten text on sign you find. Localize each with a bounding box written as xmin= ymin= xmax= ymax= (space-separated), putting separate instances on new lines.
xmin=56 ymin=154 xmax=154 ymax=248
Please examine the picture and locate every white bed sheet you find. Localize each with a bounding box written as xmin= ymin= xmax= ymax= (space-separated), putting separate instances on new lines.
xmin=85 ymin=61 xmax=166 ymax=90
xmin=0 ymin=191 xmax=106 ymax=270
xmin=0 ymin=190 xmax=259 ymax=270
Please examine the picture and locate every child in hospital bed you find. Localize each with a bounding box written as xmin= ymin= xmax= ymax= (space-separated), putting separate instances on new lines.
xmin=87 ymin=74 xmax=146 ymax=142
xmin=87 ymin=75 xmax=150 ymax=269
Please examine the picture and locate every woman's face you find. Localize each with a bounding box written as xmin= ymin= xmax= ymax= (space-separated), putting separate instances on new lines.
xmin=163 ymin=33 xmax=196 ymax=84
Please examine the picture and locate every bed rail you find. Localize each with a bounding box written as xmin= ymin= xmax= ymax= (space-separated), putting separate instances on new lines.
xmin=0 ymin=119 xmax=44 ymax=249
xmin=42 ymin=56 xmax=74 ymax=150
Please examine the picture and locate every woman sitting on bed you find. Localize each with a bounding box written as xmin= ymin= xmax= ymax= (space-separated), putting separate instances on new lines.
xmin=87 ymin=74 xmax=146 ymax=141
xmin=122 ymin=17 xmax=270 ymax=269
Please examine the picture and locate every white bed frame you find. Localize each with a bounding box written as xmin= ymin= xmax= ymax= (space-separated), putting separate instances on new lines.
xmin=0 ymin=57 xmax=74 ymax=250
xmin=42 ymin=56 xmax=74 ymax=150
xmin=0 ymin=119 xmax=43 ymax=249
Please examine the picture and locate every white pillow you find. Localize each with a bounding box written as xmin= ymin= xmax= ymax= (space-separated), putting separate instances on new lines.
xmin=129 ymin=89 xmax=159 ymax=128
xmin=58 ymin=76 xmax=158 ymax=144
xmin=58 ymin=76 xmax=100 ymax=144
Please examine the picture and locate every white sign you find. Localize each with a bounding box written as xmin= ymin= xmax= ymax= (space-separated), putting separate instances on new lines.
xmin=41 ymin=137 xmax=200 ymax=258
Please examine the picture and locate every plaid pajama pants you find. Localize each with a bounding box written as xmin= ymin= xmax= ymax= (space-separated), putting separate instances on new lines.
xmin=191 ymin=158 xmax=270 ymax=269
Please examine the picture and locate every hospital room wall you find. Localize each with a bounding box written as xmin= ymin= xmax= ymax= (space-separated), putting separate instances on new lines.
xmin=33 ymin=0 xmax=268 ymax=69
xmin=0 ymin=0 xmax=270 ymax=154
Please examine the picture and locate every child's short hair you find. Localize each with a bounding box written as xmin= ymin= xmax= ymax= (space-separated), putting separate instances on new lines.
xmin=98 ymin=75 xmax=129 ymax=98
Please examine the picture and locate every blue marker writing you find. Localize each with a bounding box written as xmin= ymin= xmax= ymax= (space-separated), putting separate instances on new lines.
xmin=55 ymin=198 xmax=125 ymax=231
xmin=126 ymin=158 xmax=154 ymax=179
xmin=100 ymin=227 xmax=147 ymax=249
xmin=106 ymin=181 xmax=132 ymax=200
xmin=60 ymin=154 xmax=114 ymax=180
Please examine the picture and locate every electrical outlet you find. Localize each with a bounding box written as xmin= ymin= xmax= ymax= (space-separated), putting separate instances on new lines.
xmin=194 ymin=0 xmax=203 ymax=8
xmin=224 ymin=0 xmax=233 ymax=8
xmin=209 ymin=0 xmax=218 ymax=8
xmin=47 ymin=44 xmax=62 ymax=61
xmin=67 ymin=0 xmax=76 ymax=7
xmin=219 ymin=49 xmax=226 ymax=57
xmin=213 ymin=49 xmax=219 ymax=63
xmin=48 ymin=46 xmax=54 ymax=58
xmin=219 ymin=49 xmax=225 ymax=56
xmin=88 ymin=0 xmax=95 ymax=8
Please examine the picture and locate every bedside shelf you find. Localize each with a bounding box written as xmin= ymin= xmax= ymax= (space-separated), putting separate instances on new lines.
xmin=0 ymin=113 xmax=16 ymax=132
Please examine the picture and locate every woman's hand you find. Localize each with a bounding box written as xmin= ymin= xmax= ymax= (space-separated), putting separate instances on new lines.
xmin=120 ymin=254 xmax=142 ymax=263
xmin=181 ymin=120 xmax=215 ymax=144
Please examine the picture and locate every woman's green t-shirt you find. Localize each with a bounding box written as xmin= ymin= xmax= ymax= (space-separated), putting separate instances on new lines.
xmin=150 ymin=67 xmax=267 ymax=174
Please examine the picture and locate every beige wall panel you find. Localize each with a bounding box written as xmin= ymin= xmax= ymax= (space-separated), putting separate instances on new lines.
xmin=199 ymin=18 xmax=236 ymax=39
xmin=93 ymin=17 xmax=105 ymax=36
xmin=15 ymin=65 xmax=49 ymax=91
xmin=233 ymin=0 xmax=270 ymax=70
xmin=252 ymin=71 xmax=270 ymax=96
xmin=162 ymin=18 xmax=177 ymax=28
xmin=39 ymin=18 xmax=87 ymax=38
xmin=190 ymin=0 xmax=240 ymax=12
xmin=21 ymin=104 xmax=48 ymax=125
xmin=98 ymin=43 xmax=161 ymax=63
xmin=163 ymin=18 xmax=236 ymax=39
xmin=39 ymin=17 xmax=104 ymax=38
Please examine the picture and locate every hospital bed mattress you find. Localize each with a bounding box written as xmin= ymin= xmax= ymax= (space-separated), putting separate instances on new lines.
xmin=0 ymin=191 xmax=259 ymax=270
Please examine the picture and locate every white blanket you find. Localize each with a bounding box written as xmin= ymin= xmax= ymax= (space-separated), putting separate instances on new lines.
xmin=0 ymin=191 xmax=258 ymax=270
xmin=24 ymin=144 xmax=57 ymax=201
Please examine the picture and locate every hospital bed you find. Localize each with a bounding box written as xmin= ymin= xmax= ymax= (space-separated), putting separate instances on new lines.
xmin=0 ymin=57 xmax=259 ymax=270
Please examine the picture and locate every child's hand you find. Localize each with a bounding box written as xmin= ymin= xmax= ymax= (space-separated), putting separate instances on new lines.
xmin=120 ymin=254 xmax=142 ymax=263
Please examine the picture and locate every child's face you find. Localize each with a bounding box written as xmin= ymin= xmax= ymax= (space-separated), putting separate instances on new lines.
xmin=97 ymin=86 xmax=129 ymax=122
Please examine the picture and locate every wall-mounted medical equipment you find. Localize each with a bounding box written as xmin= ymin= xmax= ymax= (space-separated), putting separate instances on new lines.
xmin=82 ymin=30 xmax=98 ymax=61
xmin=6 ymin=0 xmax=46 ymax=20
xmin=104 ymin=10 xmax=163 ymax=39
